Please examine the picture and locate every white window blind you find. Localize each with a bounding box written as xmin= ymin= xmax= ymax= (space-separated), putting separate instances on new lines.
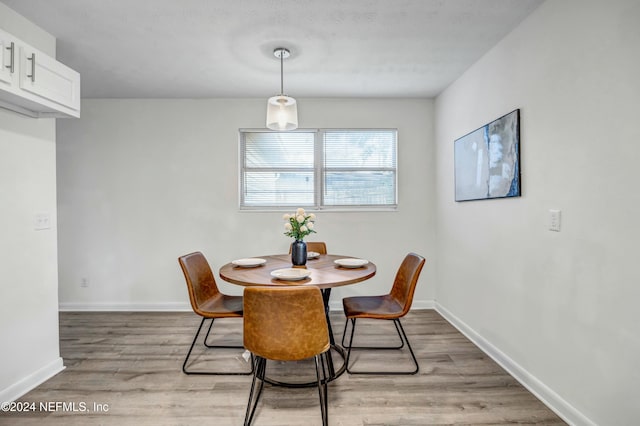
xmin=240 ymin=129 xmax=397 ymax=209
xmin=241 ymin=131 xmax=315 ymax=207
xmin=323 ymin=130 xmax=397 ymax=207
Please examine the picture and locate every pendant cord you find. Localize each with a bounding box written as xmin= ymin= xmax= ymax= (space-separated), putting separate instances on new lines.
xmin=280 ymin=51 xmax=284 ymax=95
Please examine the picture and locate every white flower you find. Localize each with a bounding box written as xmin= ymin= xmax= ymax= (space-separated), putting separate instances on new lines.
xmin=281 ymin=207 xmax=317 ymax=241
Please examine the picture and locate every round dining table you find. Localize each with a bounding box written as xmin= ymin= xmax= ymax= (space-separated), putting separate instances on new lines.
xmin=219 ymin=253 xmax=376 ymax=288
xmin=219 ymin=253 xmax=376 ymax=387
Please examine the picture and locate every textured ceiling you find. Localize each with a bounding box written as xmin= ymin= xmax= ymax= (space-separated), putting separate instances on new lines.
xmin=1 ymin=0 xmax=544 ymax=99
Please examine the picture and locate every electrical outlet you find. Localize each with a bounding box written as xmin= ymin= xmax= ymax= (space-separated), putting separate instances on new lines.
xmin=34 ymin=212 xmax=51 ymax=230
xmin=549 ymin=209 xmax=561 ymax=232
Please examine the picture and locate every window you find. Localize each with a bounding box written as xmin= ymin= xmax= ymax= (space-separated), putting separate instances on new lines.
xmin=240 ymin=129 xmax=397 ymax=209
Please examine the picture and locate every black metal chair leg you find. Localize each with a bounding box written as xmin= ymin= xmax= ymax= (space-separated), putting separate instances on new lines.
xmin=182 ymin=317 xmax=207 ymax=374
xmin=395 ymin=319 xmax=419 ymax=374
xmin=345 ymin=318 xmax=419 ymax=375
xmin=344 ymin=318 xmax=357 ymax=374
xmin=203 ymin=318 xmax=246 ymax=349
xmin=244 ymin=356 xmax=266 ymax=426
xmin=341 ymin=318 xmax=350 ymax=348
xmin=183 ymin=317 xmax=253 ymax=375
xmin=314 ymin=354 xmax=329 ymax=426
xmin=341 ymin=317 xmax=405 ymax=350
xmin=322 ymin=353 xmax=329 ymax=425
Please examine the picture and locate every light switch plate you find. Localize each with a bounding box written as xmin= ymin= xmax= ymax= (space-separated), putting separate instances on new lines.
xmin=549 ymin=209 xmax=561 ymax=232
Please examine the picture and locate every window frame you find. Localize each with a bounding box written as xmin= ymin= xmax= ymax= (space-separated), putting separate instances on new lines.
xmin=239 ymin=128 xmax=398 ymax=211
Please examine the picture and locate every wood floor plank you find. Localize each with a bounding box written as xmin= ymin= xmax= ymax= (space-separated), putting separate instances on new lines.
xmin=0 ymin=310 xmax=565 ymax=425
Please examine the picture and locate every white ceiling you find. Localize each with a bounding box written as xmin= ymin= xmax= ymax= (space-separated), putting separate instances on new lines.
xmin=1 ymin=0 xmax=544 ymax=99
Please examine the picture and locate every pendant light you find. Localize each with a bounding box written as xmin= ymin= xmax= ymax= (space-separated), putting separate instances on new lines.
xmin=266 ymin=47 xmax=298 ymax=131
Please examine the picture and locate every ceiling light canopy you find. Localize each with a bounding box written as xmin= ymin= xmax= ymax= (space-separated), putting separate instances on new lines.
xmin=266 ymin=48 xmax=298 ymax=131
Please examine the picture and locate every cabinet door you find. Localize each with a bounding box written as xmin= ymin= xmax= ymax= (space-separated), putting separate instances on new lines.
xmin=19 ymin=45 xmax=80 ymax=112
xmin=0 ymin=31 xmax=17 ymax=86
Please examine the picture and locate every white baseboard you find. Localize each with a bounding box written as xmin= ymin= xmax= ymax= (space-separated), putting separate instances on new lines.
xmin=0 ymin=357 xmax=65 ymax=403
xmin=59 ymin=302 xmax=192 ymax=311
xmin=435 ymin=302 xmax=594 ymax=426
xmin=408 ymin=300 xmax=436 ymax=310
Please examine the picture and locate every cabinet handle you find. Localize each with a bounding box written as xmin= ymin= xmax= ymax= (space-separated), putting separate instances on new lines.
xmin=5 ymin=42 xmax=14 ymax=73
xmin=27 ymin=53 xmax=35 ymax=82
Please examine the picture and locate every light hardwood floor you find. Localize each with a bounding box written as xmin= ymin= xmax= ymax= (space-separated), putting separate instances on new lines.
xmin=1 ymin=310 xmax=565 ymax=425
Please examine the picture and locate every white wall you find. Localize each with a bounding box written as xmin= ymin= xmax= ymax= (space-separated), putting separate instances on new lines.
xmin=56 ymin=98 xmax=435 ymax=310
xmin=0 ymin=3 xmax=63 ymax=402
xmin=434 ymin=0 xmax=640 ymax=424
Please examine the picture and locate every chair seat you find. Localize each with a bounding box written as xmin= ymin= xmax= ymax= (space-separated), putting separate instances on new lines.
xmin=198 ymin=294 xmax=244 ymax=318
xmin=343 ymin=294 xmax=404 ymax=319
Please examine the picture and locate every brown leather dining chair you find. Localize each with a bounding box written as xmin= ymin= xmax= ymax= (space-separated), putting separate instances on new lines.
xmin=341 ymin=252 xmax=425 ymax=375
xmin=289 ymin=241 xmax=328 ymax=255
xmin=178 ymin=251 xmax=252 ymax=375
xmin=243 ymin=286 xmax=330 ymax=426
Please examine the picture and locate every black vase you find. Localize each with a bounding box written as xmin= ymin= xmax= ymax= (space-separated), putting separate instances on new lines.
xmin=291 ymin=240 xmax=307 ymax=266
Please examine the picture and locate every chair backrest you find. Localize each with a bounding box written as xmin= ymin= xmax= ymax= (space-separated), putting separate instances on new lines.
xmin=289 ymin=241 xmax=328 ymax=255
xmin=243 ymin=286 xmax=329 ymax=361
xmin=178 ymin=252 xmax=221 ymax=315
xmin=389 ymin=253 xmax=426 ymax=316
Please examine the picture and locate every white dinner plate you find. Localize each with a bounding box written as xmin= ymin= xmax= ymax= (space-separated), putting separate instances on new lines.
xmin=232 ymin=258 xmax=266 ymax=268
xmin=334 ymin=258 xmax=369 ymax=268
xmin=270 ymin=268 xmax=312 ymax=281
xmin=307 ymin=251 xmax=320 ymax=259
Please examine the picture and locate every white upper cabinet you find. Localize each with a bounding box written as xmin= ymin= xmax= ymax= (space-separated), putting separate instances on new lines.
xmin=19 ymin=44 xmax=80 ymax=112
xmin=0 ymin=31 xmax=17 ymax=86
xmin=0 ymin=28 xmax=80 ymax=118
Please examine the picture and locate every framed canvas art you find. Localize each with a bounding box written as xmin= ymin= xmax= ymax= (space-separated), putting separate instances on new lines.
xmin=454 ymin=109 xmax=520 ymax=201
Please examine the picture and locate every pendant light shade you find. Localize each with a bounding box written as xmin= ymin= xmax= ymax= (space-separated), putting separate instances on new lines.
xmin=267 ymin=48 xmax=298 ymax=131
xmin=266 ymin=95 xmax=298 ymax=131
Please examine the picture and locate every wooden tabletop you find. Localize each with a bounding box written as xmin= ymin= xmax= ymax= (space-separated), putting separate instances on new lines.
xmin=219 ymin=254 xmax=376 ymax=289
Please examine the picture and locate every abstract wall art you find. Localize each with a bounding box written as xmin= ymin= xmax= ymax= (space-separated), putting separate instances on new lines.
xmin=454 ymin=109 xmax=521 ymax=201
